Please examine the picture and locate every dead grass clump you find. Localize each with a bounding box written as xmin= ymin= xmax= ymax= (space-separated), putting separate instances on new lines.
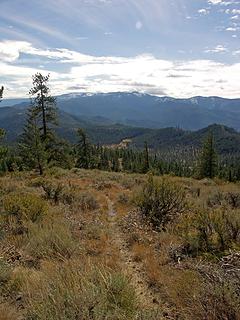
xmin=126 ymin=232 xmax=141 ymax=248
xmin=197 ymin=281 xmax=240 ymax=320
xmin=0 ymin=178 xmax=25 ymax=197
xmin=132 ymin=243 xmax=148 ymax=262
xmin=0 ymin=303 xmax=21 ymax=320
xmin=24 ymin=218 xmax=77 ymax=261
xmin=156 ymin=268 xmax=204 ymax=319
xmin=21 ymin=260 xmax=138 ymax=320
xmin=76 ymin=192 xmax=99 ymax=211
xmin=91 ymin=178 xmax=113 ymax=190
xmin=144 ymin=253 xmax=162 ymax=289
xmin=0 ymin=260 xmax=12 ymax=296
xmin=0 ymin=259 xmax=22 ymax=301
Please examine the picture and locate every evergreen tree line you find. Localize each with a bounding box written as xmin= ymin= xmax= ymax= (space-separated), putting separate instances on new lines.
xmin=0 ymin=74 xmax=239 ymax=181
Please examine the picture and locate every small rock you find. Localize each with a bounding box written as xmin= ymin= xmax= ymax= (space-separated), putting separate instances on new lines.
xmin=152 ymin=298 xmax=159 ymax=304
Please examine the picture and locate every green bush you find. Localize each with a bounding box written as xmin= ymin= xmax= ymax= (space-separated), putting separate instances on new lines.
xmin=179 ymin=209 xmax=240 ymax=255
xmin=207 ymin=191 xmax=240 ymax=209
xmin=2 ymin=192 xmax=48 ymax=232
xmin=135 ymin=176 xmax=186 ymax=228
xmin=207 ymin=191 xmax=224 ymax=208
xmin=117 ymin=193 xmax=130 ymax=205
xmin=225 ymin=192 xmax=240 ymax=209
xmin=39 ymin=179 xmax=65 ymax=204
xmin=0 ymin=260 xmax=11 ymax=290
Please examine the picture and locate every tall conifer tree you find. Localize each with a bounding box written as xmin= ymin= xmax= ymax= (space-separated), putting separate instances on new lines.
xmin=19 ymin=109 xmax=47 ymax=175
xmin=142 ymin=141 xmax=150 ymax=173
xmin=0 ymin=86 xmax=3 ymax=101
xmin=198 ymin=132 xmax=218 ymax=179
xmin=76 ymin=128 xmax=90 ymax=169
xmin=29 ymin=73 xmax=57 ymax=140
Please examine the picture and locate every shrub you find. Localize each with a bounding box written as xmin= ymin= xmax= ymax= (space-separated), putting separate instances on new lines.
xmin=60 ymin=185 xmax=82 ymax=205
xmin=44 ymin=166 xmax=68 ymax=178
xmin=0 ymin=260 xmax=12 ymax=296
xmin=117 ymin=192 xmax=130 ymax=205
xmin=225 ymin=192 xmax=240 ymax=209
xmin=2 ymin=192 xmax=48 ymax=233
xmin=76 ymin=192 xmax=99 ymax=211
xmin=178 ymin=208 xmax=240 ymax=255
xmin=207 ymin=191 xmax=240 ymax=209
xmin=39 ymin=179 xmax=65 ymax=204
xmin=207 ymin=191 xmax=224 ymax=208
xmin=135 ymin=176 xmax=186 ymax=229
xmin=0 ymin=260 xmax=11 ymax=286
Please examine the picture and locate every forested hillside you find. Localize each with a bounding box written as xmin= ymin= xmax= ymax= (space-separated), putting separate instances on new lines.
xmin=1 ymin=104 xmax=240 ymax=158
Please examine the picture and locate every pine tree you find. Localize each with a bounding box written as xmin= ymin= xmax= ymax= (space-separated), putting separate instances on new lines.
xmin=76 ymin=128 xmax=90 ymax=169
xmin=198 ymin=132 xmax=218 ymax=179
xmin=0 ymin=88 xmax=8 ymax=172
xmin=48 ymin=137 xmax=74 ymax=169
xmin=142 ymin=141 xmax=150 ymax=173
xmin=0 ymin=86 xmax=3 ymax=101
xmin=19 ymin=109 xmax=47 ymax=175
xmin=29 ymin=73 xmax=57 ymax=140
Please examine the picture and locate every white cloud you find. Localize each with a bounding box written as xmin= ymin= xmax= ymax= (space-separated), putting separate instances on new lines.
xmin=1 ymin=40 xmax=240 ymax=99
xmin=208 ymin=0 xmax=240 ymax=5
xmin=0 ymin=40 xmax=31 ymax=62
xmin=232 ymin=9 xmax=240 ymax=14
xmin=233 ymin=50 xmax=240 ymax=55
xmin=208 ymin=0 xmax=223 ymax=4
xmin=198 ymin=8 xmax=209 ymax=15
xmin=205 ymin=45 xmax=228 ymax=53
xmin=226 ymin=27 xmax=238 ymax=31
xmin=231 ymin=15 xmax=239 ymax=20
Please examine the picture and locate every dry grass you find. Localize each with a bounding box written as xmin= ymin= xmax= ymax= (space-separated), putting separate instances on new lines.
xmin=0 ymin=303 xmax=21 ymax=320
xmin=16 ymin=260 xmax=138 ymax=320
xmin=132 ymin=243 xmax=148 ymax=262
xmin=1 ymin=170 xmax=240 ymax=319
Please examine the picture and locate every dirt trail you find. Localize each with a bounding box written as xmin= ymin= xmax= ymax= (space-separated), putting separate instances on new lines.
xmin=106 ymin=196 xmax=160 ymax=309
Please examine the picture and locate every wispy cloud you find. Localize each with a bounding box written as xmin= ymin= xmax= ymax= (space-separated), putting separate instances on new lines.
xmin=205 ymin=44 xmax=228 ymax=53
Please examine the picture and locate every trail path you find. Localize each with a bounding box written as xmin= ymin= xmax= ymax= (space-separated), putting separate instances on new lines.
xmin=106 ymin=196 xmax=160 ymax=309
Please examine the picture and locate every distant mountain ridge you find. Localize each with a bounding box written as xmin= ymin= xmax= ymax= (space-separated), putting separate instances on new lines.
xmin=2 ymin=92 xmax=239 ymax=130
xmin=0 ymin=102 xmax=240 ymax=156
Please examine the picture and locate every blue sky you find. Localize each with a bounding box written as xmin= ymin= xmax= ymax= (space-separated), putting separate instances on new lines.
xmin=0 ymin=0 xmax=240 ymax=98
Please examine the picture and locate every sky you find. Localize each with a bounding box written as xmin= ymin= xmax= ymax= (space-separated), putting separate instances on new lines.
xmin=0 ymin=0 xmax=240 ymax=98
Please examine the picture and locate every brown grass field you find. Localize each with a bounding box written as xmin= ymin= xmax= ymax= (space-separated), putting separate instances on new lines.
xmin=0 ymin=168 xmax=239 ymax=319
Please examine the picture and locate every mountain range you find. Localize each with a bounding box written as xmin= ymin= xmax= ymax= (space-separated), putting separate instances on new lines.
xmin=1 ymin=92 xmax=240 ymax=156
xmin=2 ymin=92 xmax=240 ymax=131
